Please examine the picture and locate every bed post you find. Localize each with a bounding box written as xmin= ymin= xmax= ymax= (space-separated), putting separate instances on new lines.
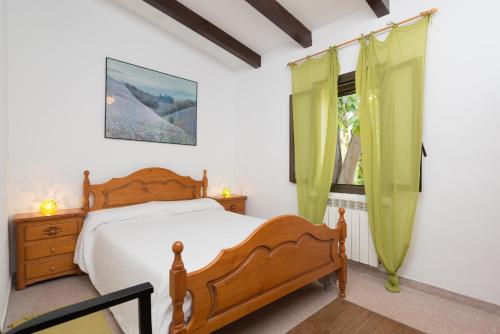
xmin=169 ymin=242 xmax=187 ymax=334
xmin=83 ymin=170 xmax=90 ymax=213
xmin=202 ymin=169 xmax=208 ymax=198
xmin=337 ymin=208 xmax=347 ymax=298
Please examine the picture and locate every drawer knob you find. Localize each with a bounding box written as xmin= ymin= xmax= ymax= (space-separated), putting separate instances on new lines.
xmin=229 ymin=204 xmax=236 ymax=210
xmin=50 ymin=266 xmax=56 ymax=271
xmin=50 ymin=247 xmax=56 ymax=253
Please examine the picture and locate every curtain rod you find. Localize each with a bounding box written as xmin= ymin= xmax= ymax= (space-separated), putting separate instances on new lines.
xmin=287 ymin=8 xmax=438 ymax=67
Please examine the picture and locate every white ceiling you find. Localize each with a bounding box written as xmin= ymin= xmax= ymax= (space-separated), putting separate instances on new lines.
xmin=112 ymin=0 xmax=367 ymax=69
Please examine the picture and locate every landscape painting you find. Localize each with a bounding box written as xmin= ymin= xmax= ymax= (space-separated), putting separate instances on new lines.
xmin=105 ymin=58 xmax=197 ymax=145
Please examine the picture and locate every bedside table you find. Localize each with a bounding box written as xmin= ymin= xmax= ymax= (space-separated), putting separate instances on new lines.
xmin=210 ymin=195 xmax=247 ymax=215
xmin=13 ymin=208 xmax=85 ymax=290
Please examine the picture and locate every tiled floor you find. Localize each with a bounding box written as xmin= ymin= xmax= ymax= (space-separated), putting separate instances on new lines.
xmin=4 ymin=276 xmax=122 ymax=333
xmin=4 ymin=265 xmax=500 ymax=333
xmin=346 ymin=269 xmax=500 ymax=334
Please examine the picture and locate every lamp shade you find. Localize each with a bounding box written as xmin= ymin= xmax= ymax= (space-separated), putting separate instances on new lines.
xmin=40 ymin=199 xmax=57 ymax=215
xmin=222 ymin=188 xmax=231 ymax=198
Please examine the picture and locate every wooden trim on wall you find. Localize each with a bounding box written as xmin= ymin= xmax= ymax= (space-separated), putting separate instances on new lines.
xmin=365 ymin=0 xmax=390 ymax=18
xmin=142 ymin=0 xmax=261 ymax=68
xmin=244 ymin=0 xmax=312 ymax=48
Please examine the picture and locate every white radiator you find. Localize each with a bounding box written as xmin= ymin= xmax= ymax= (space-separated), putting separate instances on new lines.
xmin=323 ymin=193 xmax=379 ymax=267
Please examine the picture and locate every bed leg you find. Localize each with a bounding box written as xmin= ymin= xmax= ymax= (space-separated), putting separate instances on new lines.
xmin=337 ymin=208 xmax=347 ymax=298
xmin=169 ymin=241 xmax=187 ymax=334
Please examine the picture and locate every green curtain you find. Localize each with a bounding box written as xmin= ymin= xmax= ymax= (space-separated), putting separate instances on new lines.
xmin=356 ymin=17 xmax=429 ymax=292
xmin=291 ymin=48 xmax=340 ymax=225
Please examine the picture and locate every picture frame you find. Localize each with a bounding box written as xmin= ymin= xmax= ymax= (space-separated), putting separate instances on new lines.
xmin=105 ymin=58 xmax=198 ymax=145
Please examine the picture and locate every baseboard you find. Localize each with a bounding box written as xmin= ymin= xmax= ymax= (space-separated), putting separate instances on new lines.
xmin=348 ymin=261 xmax=500 ymax=316
xmin=0 ymin=276 xmax=12 ymax=333
xmin=398 ymin=273 xmax=500 ymax=316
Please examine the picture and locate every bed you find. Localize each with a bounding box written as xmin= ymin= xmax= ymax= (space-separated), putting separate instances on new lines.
xmin=75 ymin=167 xmax=347 ymax=334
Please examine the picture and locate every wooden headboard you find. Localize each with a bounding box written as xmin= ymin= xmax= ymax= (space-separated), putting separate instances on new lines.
xmin=83 ymin=167 xmax=208 ymax=212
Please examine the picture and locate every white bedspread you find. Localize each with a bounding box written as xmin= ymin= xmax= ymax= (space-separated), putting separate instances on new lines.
xmin=74 ymin=199 xmax=264 ymax=334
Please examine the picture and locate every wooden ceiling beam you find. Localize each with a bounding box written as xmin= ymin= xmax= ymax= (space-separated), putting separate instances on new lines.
xmin=244 ymin=0 xmax=312 ymax=48
xmin=142 ymin=0 xmax=261 ymax=68
xmin=365 ymin=0 xmax=390 ymax=18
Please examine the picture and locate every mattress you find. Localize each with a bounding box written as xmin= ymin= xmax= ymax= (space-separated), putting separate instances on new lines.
xmin=74 ymin=198 xmax=264 ymax=334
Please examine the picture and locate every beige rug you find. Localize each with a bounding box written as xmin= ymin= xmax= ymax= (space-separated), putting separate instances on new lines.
xmin=8 ymin=310 xmax=112 ymax=334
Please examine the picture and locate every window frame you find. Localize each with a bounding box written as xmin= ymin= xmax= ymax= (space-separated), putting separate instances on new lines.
xmin=289 ymin=71 xmax=365 ymax=195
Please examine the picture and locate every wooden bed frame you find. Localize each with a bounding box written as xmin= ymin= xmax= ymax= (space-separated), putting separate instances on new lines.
xmin=82 ymin=167 xmax=347 ymax=334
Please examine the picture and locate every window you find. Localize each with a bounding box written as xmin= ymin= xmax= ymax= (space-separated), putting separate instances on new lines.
xmin=290 ymin=71 xmax=365 ymax=194
xmin=290 ymin=71 xmax=424 ymax=194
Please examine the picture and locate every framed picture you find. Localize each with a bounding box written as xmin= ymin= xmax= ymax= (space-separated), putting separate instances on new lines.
xmin=105 ymin=58 xmax=197 ymax=145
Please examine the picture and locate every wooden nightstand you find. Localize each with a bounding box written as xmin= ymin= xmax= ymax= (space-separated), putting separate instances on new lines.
xmin=13 ymin=208 xmax=85 ymax=290
xmin=210 ymin=195 xmax=247 ymax=215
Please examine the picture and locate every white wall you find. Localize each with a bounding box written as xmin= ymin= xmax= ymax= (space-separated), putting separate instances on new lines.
xmin=0 ymin=0 xmax=10 ymax=325
xmin=235 ymin=0 xmax=500 ymax=305
xmin=6 ymin=0 xmax=238 ymax=214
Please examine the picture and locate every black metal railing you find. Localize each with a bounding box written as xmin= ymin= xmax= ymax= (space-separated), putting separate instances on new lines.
xmin=5 ymin=282 xmax=154 ymax=334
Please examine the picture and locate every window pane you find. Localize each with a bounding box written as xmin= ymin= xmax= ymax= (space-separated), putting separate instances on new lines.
xmin=336 ymin=94 xmax=364 ymax=185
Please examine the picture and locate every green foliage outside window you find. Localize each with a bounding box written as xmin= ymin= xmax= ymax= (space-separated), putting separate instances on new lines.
xmin=336 ymin=94 xmax=364 ymax=185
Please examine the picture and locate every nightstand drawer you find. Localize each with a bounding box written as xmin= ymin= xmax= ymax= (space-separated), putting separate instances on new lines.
xmin=14 ymin=208 xmax=84 ymax=290
xmin=25 ymin=219 xmax=79 ymax=241
xmin=222 ymin=200 xmax=245 ymax=214
xmin=26 ymin=257 xmax=76 ymax=280
xmin=210 ymin=195 xmax=247 ymax=215
xmin=25 ymin=237 xmax=77 ymax=260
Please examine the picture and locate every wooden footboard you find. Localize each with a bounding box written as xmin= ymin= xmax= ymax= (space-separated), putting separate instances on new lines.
xmin=169 ymin=208 xmax=347 ymax=334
